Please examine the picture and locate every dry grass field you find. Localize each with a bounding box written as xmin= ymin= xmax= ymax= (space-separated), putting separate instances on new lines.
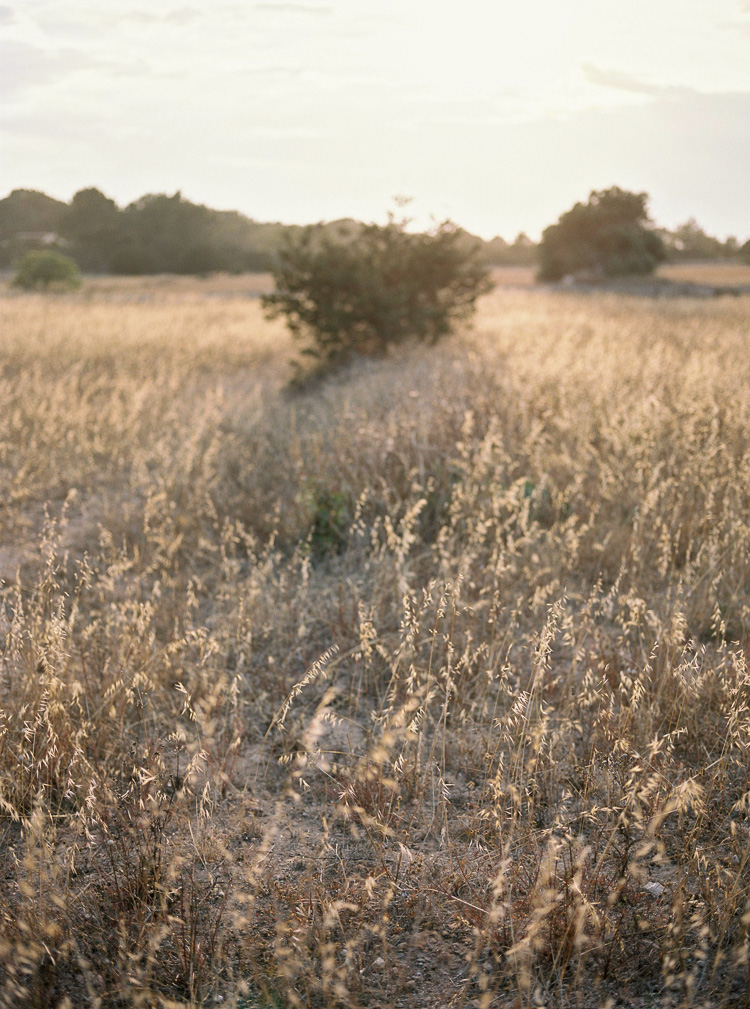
xmin=657 ymin=262 xmax=750 ymax=287
xmin=1 ymin=277 xmax=750 ymax=1008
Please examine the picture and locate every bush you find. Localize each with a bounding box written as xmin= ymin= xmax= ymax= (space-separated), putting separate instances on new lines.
xmin=538 ymin=187 xmax=666 ymax=282
xmin=12 ymin=250 xmax=82 ymax=291
xmin=262 ymin=212 xmax=493 ymax=365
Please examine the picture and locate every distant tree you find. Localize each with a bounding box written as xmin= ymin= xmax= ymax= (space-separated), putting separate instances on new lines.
xmin=113 ymin=192 xmax=275 ymax=275
xmin=262 ymin=212 xmax=492 ymax=366
xmin=0 ymin=189 xmax=66 ymax=242
xmin=658 ymin=221 xmax=741 ymax=261
xmin=0 ymin=189 xmax=68 ymax=267
xmin=679 ymin=219 xmax=721 ymax=258
xmin=739 ymin=240 xmax=750 ymax=266
xmin=59 ymin=188 xmax=124 ymax=271
xmin=507 ymin=233 xmax=537 ymax=266
xmin=13 ymin=250 xmax=82 ymax=291
xmin=115 ymin=192 xmax=204 ymax=273
xmin=480 ymin=232 xmax=538 ymax=268
xmin=538 ymin=187 xmax=666 ymax=282
xmin=481 ymin=235 xmax=510 ymax=265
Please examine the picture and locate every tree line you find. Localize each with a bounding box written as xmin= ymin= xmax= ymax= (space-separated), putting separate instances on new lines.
xmin=2 ymin=185 xmax=747 ymax=283
xmin=0 ymin=188 xmax=295 ymax=274
xmin=0 ymin=188 xmax=539 ymax=275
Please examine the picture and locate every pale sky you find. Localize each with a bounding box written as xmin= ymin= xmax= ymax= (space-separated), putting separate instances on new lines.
xmin=2 ymin=0 xmax=749 ymax=240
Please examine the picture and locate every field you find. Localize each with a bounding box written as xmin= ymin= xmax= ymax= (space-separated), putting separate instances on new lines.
xmin=1 ymin=277 xmax=750 ymax=1008
xmin=656 ymin=262 xmax=750 ymax=287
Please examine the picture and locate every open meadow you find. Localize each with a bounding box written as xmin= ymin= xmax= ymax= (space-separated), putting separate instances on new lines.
xmin=2 ymin=277 xmax=750 ymax=1007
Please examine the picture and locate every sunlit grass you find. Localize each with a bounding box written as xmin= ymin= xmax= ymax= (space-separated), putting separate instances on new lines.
xmin=1 ymin=283 xmax=750 ymax=1007
xmin=657 ymin=261 xmax=750 ymax=286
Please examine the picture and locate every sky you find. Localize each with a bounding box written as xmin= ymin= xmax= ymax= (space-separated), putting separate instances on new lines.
xmin=2 ymin=0 xmax=750 ymax=240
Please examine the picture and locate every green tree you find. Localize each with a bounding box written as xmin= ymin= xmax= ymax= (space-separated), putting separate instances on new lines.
xmin=739 ymin=239 xmax=750 ymax=266
xmin=59 ymin=188 xmax=124 ymax=271
xmin=0 ymin=189 xmax=66 ymax=242
xmin=114 ymin=192 xmax=204 ymax=274
xmin=112 ymin=192 xmax=265 ymax=275
xmin=262 ymin=213 xmax=493 ymax=365
xmin=538 ymin=187 xmax=666 ymax=282
xmin=0 ymin=189 xmax=68 ymax=267
xmin=12 ymin=250 xmax=82 ymax=291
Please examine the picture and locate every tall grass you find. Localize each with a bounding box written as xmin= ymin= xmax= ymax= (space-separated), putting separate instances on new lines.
xmin=1 ymin=282 xmax=750 ymax=1007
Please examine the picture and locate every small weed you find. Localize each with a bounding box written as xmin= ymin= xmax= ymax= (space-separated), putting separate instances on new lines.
xmin=304 ymin=485 xmax=352 ymax=559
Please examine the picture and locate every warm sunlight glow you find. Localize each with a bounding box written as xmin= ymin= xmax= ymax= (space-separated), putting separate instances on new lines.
xmin=2 ymin=8 xmax=750 ymax=1005
xmin=2 ymin=0 xmax=749 ymax=237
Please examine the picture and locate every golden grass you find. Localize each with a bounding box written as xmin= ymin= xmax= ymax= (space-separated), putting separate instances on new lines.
xmin=1 ymin=282 xmax=750 ymax=1007
xmin=488 ymin=266 xmax=536 ymax=287
xmin=657 ymin=261 xmax=750 ymax=287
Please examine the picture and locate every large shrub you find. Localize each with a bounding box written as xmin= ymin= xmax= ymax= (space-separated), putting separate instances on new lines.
xmin=538 ymin=187 xmax=666 ymax=282
xmin=12 ymin=250 xmax=82 ymax=291
xmin=262 ymin=213 xmax=493 ymax=364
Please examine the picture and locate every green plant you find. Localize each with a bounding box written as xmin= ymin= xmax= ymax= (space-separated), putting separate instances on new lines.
xmin=538 ymin=186 xmax=666 ymax=281
xmin=305 ymin=485 xmax=352 ymax=559
xmin=12 ymin=249 xmax=82 ymax=290
xmin=262 ymin=211 xmax=492 ymax=365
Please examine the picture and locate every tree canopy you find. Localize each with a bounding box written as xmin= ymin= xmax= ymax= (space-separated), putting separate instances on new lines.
xmin=0 ymin=189 xmax=66 ymax=243
xmin=59 ymin=188 xmax=123 ymax=272
xmin=538 ymin=187 xmax=666 ymax=282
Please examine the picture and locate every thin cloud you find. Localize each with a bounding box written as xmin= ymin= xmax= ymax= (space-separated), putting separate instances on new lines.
xmin=252 ymin=2 xmax=333 ymax=14
xmin=0 ymin=39 xmax=156 ymax=99
xmin=0 ymin=106 xmax=106 ymax=143
xmin=583 ymin=64 xmax=692 ymax=99
xmin=729 ymin=12 xmax=750 ymax=35
xmin=163 ymin=7 xmax=201 ymax=24
xmin=0 ymin=41 xmax=102 ymax=97
xmin=119 ymin=7 xmax=201 ymax=26
xmin=241 ymin=66 xmax=304 ymax=77
xmin=0 ymin=5 xmax=14 ymax=24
